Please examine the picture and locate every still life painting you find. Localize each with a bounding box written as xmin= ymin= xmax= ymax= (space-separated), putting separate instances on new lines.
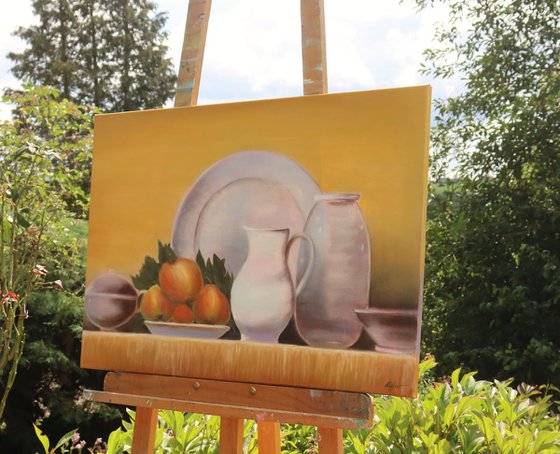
xmin=82 ymin=86 xmax=431 ymax=368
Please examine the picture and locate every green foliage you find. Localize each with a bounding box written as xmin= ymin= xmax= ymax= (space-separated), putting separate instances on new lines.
xmin=0 ymin=86 xmax=121 ymax=452
xmin=34 ymin=423 xmax=106 ymax=453
xmin=0 ymin=85 xmax=78 ymax=421
xmin=131 ymin=241 xmax=175 ymax=290
xmin=105 ymin=410 xmax=315 ymax=453
xmin=0 ymin=218 xmax=120 ymax=452
xmin=34 ymin=424 xmax=78 ymax=454
xmin=2 ymin=84 xmax=95 ymax=218
xmin=415 ymin=0 xmax=560 ymax=386
xmin=368 ymin=358 xmax=560 ymax=453
xmin=9 ymin=0 xmax=176 ymax=112
xmin=105 ymin=409 xmax=225 ymax=454
xmin=196 ymin=251 xmax=235 ymax=300
xmin=281 ymin=424 xmax=317 ymax=453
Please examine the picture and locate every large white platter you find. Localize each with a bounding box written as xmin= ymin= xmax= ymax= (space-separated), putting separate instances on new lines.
xmin=171 ymin=151 xmax=321 ymax=276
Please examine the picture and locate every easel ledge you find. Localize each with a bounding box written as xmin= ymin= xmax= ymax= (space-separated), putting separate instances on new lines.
xmin=81 ymin=332 xmax=419 ymax=398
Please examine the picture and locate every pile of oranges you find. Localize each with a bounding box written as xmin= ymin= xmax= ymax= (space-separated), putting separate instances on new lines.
xmin=140 ymin=258 xmax=230 ymax=325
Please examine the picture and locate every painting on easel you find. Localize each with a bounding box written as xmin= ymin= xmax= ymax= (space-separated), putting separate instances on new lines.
xmin=83 ymin=85 xmax=430 ymax=380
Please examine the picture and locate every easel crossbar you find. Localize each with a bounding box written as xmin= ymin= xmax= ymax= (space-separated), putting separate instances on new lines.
xmin=85 ymin=372 xmax=373 ymax=429
xmin=85 ymin=389 xmax=371 ymax=430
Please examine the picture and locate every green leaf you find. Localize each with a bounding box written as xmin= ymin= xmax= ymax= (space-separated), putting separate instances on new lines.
xmin=196 ymin=250 xmax=234 ymax=299
xmin=196 ymin=250 xmax=206 ymax=274
xmin=53 ymin=428 xmax=78 ymax=452
xmin=131 ymin=255 xmax=160 ymax=290
xmin=106 ymin=428 xmax=125 ymax=454
xmin=451 ymin=367 xmax=461 ymax=390
xmin=15 ymin=212 xmax=31 ymax=228
xmin=419 ymin=356 xmax=437 ymax=377
xmin=33 ymin=424 xmax=50 ymax=454
xmin=158 ymin=241 xmax=176 ymax=264
xmin=9 ymin=188 xmax=19 ymax=203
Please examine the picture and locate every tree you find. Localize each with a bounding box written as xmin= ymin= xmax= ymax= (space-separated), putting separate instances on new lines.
xmin=417 ymin=0 xmax=560 ymax=386
xmin=5 ymin=85 xmax=94 ymax=218
xmin=0 ymin=86 xmax=121 ymax=450
xmin=0 ymin=86 xmax=72 ymax=421
xmin=9 ymin=0 xmax=176 ymax=112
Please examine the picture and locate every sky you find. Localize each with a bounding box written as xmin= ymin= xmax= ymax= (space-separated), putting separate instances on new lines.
xmin=0 ymin=0 xmax=462 ymax=117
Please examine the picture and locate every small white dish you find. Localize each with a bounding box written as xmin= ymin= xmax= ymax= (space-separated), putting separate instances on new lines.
xmin=144 ymin=321 xmax=230 ymax=339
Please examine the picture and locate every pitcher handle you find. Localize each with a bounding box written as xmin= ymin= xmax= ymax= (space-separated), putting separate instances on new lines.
xmin=286 ymin=232 xmax=315 ymax=296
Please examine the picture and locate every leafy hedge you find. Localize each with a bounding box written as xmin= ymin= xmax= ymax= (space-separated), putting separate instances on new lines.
xmin=38 ymin=358 xmax=560 ymax=453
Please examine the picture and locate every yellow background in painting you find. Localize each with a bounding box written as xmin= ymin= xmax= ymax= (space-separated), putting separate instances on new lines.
xmin=87 ymin=86 xmax=431 ymax=309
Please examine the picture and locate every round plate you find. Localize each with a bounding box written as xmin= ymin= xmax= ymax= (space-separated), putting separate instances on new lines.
xmin=144 ymin=321 xmax=230 ymax=339
xmin=171 ymin=150 xmax=321 ymax=276
xmin=194 ymin=177 xmax=305 ymax=275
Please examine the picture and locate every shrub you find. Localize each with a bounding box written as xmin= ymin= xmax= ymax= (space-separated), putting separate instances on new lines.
xmin=365 ymin=358 xmax=560 ymax=453
xmin=44 ymin=358 xmax=559 ymax=453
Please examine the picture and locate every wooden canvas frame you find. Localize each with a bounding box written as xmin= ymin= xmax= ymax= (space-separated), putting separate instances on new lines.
xmin=81 ymin=85 xmax=431 ymax=397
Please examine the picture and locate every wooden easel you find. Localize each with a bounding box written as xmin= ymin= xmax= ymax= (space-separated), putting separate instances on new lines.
xmin=86 ymin=1 xmax=375 ymax=452
xmin=174 ymin=0 xmax=328 ymax=105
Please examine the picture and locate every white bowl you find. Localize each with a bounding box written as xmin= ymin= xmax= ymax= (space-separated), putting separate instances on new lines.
xmin=354 ymin=308 xmax=418 ymax=354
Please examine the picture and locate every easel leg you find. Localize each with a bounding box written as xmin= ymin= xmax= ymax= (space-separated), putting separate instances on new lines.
xmin=300 ymin=0 xmax=328 ymax=95
xmin=257 ymin=421 xmax=281 ymax=454
xmin=219 ymin=416 xmax=243 ymax=453
xmin=318 ymin=427 xmax=343 ymax=454
xmin=131 ymin=407 xmax=158 ymax=454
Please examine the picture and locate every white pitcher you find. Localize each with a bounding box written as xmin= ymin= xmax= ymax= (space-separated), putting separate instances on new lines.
xmin=231 ymin=227 xmax=314 ymax=343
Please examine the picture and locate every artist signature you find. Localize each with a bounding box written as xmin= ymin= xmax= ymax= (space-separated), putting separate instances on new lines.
xmin=385 ymin=381 xmax=406 ymax=389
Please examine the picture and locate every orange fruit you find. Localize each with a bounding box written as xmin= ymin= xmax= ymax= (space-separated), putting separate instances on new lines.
xmin=159 ymin=258 xmax=203 ymax=303
xmin=172 ymin=304 xmax=195 ymax=324
xmin=193 ymin=284 xmax=230 ymax=325
xmin=140 ymin=285 xmax=174 ymax=321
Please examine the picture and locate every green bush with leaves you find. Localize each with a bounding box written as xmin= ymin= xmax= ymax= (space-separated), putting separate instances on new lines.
xmin=0 ymin=85 xmax=83 ymax=421
xmin=39 ymin=358 xmax=558 ymax=453
xmin=364 ymin=358 xmax=560 ymax=453
xmin=0 ymin=86 xmax=121 ymax=452
xmin=416 ymin=0 xmax=560 ymax=385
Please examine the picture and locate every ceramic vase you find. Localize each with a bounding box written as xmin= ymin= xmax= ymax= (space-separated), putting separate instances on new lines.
xmin=295 ymin=193 xmax=371 ymax=348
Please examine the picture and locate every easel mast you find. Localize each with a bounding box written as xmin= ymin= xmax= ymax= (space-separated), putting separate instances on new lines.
xmin=174 ymin=0 xmax=328 ymax=108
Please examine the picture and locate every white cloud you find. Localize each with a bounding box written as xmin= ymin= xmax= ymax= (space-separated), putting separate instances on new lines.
xmin=199 ymin=0 xmax=302 ymax=100
xmin=326 ymin=0 xmax=414 ymax=23
xmin=325 ymin=20 xmax=376 ymax=90
xmin=0 ymin=0 xmax=35 ymax=92
xmin=0 ymin=0 xmax=462 ymax=118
